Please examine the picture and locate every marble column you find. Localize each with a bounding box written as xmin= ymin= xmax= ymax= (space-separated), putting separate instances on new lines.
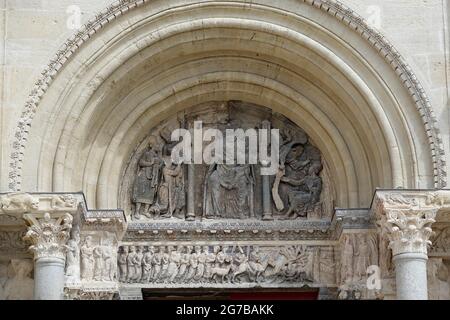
xmin=393 ymin=252 xmax=428 ymax=300
xmin=23 ymin=212 xmax=73 ymax=300
xmin=384 ymin=208 xmax=436 ymax=300
xmin=261 ymin=161 xmax=273 ymax=221
xmin=375 ymin=192 xmax=437 ymax=300
xmin=186 ymin=164 xmax=196 ymax=221
xmin=260 ymin=120 xmax=273 ymax=221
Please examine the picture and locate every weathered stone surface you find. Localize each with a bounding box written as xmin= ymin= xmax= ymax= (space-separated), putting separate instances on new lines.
xmin=0 ymin=0 xmax=449 ymax=300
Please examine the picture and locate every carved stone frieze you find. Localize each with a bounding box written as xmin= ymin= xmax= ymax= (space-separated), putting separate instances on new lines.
xmin=0 ymin=193 xmax=81 ymax=225
xmin=64 ymin=287 xmax=117 ymax=300
xmin=0 ymin=230 xmax=29 ymax=257
xmin=0 ymin=193 xmax=39 ymax=216
xmin=430 ymin=225 xmax=450 ymax=256
xmin=79 ymin=232 xmax=118 ymax=283
xmin=336 ymin=232 xmax=381 ymax=300
xmin=338 ymin=233 xmax=378 ymax=286
xmin=117 ymin=244 xmax=326 ymax=288
xmin=61 ymin=203 xmax=126 ymax=298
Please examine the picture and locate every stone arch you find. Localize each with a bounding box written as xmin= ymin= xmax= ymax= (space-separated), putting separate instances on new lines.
xmin=9 ymin=0 xmax=446 ymax=210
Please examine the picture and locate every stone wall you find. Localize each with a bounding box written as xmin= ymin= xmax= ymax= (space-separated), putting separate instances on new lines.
xmin=0 ymin=0 xmax=448 ymax=192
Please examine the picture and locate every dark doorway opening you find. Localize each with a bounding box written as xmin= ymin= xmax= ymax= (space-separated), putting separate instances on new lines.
xmin=142 ymin=288 xmax=319 ymax=300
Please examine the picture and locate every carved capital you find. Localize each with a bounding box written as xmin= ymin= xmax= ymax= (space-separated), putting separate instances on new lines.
xmin=23 ymin=212 xmax=73 ymax=260
xmin=381 ymin=209 xmax=436 ymax=256
xmin=373 ymin=191 xmax=438 ymax=256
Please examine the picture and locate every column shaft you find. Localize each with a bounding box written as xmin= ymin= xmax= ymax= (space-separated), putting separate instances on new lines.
xmin=34 ymin=257 xmax=66 ymax=300
xmin=186 ymin=164 xmax=196 ymax=221
xmin=393 ymin=253 xmax=428 ymax=300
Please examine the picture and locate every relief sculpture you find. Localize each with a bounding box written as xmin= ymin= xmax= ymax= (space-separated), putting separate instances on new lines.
xmin=80 ymin=235 xmax=117 ymax=283
xmin=203 ymin=163 xmax=255 ymax=219
xmin=131 ymin=127 xmax=186 ymax=221
xmin=272 ymin=128 xmax=323 ymax=219
xmin=118 ymin=244 xmax=316 ymax=286
xmin=132 ymin=136 xmax=164 ymax=220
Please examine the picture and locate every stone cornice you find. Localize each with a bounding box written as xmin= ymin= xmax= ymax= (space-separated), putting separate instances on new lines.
xmin=78 ymin=203 xmax=127 ymax=239
xmin=124 ymin=219 xmax=332 ymax=242
xmin=8 ymin=0 xmax=446 ymax=192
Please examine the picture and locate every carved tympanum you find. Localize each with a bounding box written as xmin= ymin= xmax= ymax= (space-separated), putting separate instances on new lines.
xmin=123 ymin=102 xmax=330 ymax=222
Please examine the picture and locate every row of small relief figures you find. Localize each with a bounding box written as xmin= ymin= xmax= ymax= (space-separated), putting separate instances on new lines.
xmin=131 ymin=127 xmax=323 ymax=221
xmin=118 ymin=244 xmax=313 ymax=284
xmin=66 ymin=235 xmax=117 ymax=283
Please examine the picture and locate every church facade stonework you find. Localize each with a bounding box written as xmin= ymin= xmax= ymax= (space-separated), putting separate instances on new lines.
xmin=0 ymin=0 xmax=450 ymax=300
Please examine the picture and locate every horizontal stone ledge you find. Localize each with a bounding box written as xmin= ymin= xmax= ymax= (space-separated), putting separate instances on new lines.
xmin=126 ymin=219 xmax=332 ymax=231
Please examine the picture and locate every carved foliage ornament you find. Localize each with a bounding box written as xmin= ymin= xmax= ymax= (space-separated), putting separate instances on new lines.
xmin=23 ymin=213 xmax=73 ymax=260
xmin=382 ymin=209 xmax=436 ymax=256
xmin=374 ymin=192 xmax=445 ymax=256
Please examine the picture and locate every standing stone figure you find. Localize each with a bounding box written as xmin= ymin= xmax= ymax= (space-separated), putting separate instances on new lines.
xmin=185 ymin=246 xmax=198 ymax=282
xmin=379 ymin=235 xmax=394 ymax=278
xmin=160 ymin=246 xmax=170 ymax=282
xmin=93 ymin=246 xmax=104 ymax=281
xmin=177 ymin=247 xmax=190 ymax=281
xmin=126 ymin=246 xmax=137 ymax=283
xmin=354 ymin=234 xmax=370 ymax=281
xmin=194 ymin=246 xmax=206 ymax=281
xmin=204 ymin=246 xmax=215 ymax=280
xmin=65 ymin=230 xmax=80 ymax=283
xmin=118 ymin=246 xmax=128 ymax=282
xmin=134 ymin=246 xmax=144 ymax=282
xmin=132 ymin=136 xmax=164 ymax=220
xmin=80 ymin=236 xmax=95 ymax=281
xmin=142 ymin=246 xmax=154 ymax=283
xmin=102 ymin=239 xmax=116 ymax=281
xmin=340 ymin=235 xmax=354 ymax=285
xmin=160 ymin=159 xmax=185 ymax=219
xmin=151 ymin=247 xmax=163 ymax=281
xmin=167 ymin=246 xmax=181 ymax=283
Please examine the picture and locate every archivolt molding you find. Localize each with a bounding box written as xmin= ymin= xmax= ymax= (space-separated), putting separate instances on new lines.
xmin=8 ymin=0 xmax=446 ymax=192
